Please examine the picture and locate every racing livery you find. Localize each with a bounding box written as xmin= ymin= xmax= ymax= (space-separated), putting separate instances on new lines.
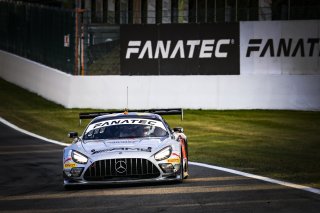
xmin=63 ymin=109 xmax=189 ymax=186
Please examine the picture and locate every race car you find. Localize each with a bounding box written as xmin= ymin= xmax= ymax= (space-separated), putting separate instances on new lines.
xmin=63 ymin=109 xmax=189 ymax=186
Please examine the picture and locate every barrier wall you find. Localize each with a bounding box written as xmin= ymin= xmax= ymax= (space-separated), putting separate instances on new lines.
xmin=1 ymin=49 xmax=320 ymax=110
xmin=0 ymin=50 xmax=72 ymax=106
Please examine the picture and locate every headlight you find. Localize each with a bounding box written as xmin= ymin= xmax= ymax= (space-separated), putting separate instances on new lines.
xmin=154 ymin=146 xmax=172 ymax=161
xmin=71 ymin=150 xmax=88 ymax=164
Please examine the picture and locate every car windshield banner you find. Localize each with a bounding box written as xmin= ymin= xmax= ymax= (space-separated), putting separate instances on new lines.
xmin=85 ymin=119 xmax=166 ymax=134
xmin=120 ymin=23 xmax=240 ymax=75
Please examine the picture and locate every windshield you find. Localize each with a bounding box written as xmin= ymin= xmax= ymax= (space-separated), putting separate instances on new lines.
xmin=83 ymin=118 xmax=168 ymax=140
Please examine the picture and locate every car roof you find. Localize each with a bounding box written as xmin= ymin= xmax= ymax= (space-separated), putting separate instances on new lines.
xmin=90 ymin=112 xmax=164 ymax=124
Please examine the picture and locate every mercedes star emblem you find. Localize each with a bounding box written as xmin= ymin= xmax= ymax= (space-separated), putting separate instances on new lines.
xmin=115 ymin=160 xmax=127 ymax=174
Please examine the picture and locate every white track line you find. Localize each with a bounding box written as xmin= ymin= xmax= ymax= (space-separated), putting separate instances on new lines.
xmin=1 ymin=117 xmax=319 ymax=195
xmin=0 ymin=117 xmax=69 ymax=147
xmin=189 ymin=162 xmax=320 ymax=195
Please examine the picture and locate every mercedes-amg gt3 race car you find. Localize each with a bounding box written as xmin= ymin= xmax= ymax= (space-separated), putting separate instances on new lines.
xmin=63 ymin=109 xmax=189 ymax=186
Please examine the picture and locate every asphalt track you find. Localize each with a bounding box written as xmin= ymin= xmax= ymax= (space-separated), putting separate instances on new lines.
xmin=0 ymin=122 xmax=319 ymax=213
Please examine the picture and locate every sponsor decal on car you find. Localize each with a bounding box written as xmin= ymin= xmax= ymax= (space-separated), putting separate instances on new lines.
xmin=86 ymin=119 xmax=166 ymax=133
xmin=91 ymin=147 xmax=152 ymax=155
xmin=167 ymin=153 xmax=181 ymax=163
xmin=167 ymin=158 xmax=180 ymax=164
xmin=64 ymin=162 xmax=77 ymax=168
xmin=64 ymin=157 xmax=78 ymax=168
xmin=105 ymin=140 xmax=139 ymax=144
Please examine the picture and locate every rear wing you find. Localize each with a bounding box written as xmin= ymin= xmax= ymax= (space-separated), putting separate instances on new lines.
xmin=79 ymin=108 xmax=184 ymax=125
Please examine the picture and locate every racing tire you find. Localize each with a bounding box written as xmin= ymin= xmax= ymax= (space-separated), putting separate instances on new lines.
xmin=183 ymin=159 xmax=189 ymax=179
xmin=177 ymin=147 xmax=185 ymax=183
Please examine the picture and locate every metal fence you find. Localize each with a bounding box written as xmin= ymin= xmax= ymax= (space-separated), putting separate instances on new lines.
xmin=84 ymin=23 xmax=120 ymax=75
xmin=82 ymin=6 xmax=320 ymax=76
xmin=1 ymin=1 xmax=319 ymax=76
xmin=0 ymin=1 xmax=75 ymax=74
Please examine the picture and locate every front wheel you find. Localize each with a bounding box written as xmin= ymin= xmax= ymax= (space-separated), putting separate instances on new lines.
xmin=177 ymin=154 xmax=184 ymax=183
xmin=183 ymin=158 xmax=189 ymax=179
xmin=177 ymin=147 xmax=189 ymax=182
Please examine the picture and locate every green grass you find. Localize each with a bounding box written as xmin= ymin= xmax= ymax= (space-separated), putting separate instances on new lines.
xmin=164 ymin=111 xmax=320 ymax=188
xmin=1 ymin=78 xmax=320 ymax=188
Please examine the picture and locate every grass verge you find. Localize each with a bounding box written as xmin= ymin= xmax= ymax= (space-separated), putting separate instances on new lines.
xmin=1 ymin=78 xmax=320 ymax=188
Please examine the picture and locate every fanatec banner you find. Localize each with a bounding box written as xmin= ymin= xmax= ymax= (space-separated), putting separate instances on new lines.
xmin=120 ymin=24 xmax=240 ymax=75
xmin=241 ymin=20 xmax=320 ymax=75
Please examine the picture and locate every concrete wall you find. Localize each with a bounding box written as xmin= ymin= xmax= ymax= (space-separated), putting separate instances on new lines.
xmin=0 ymin=50 xmax=72 ymax=107
xmin=1 ymin=50 xmax=320 ymax=110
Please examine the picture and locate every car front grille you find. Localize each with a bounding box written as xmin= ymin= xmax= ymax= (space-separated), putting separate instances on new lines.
xmin=83 ymin=158 xmax=160 ymax=181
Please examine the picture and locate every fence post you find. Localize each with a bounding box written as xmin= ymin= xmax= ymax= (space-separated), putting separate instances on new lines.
xmin=74 ymin=5 xmax=79 ymax=75
xmin=75 ymin=4 xmax=86 ymax=75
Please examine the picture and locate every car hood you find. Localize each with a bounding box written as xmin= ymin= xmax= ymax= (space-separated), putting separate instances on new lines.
xmin=81 ymin=137 xmax=167 ymax=158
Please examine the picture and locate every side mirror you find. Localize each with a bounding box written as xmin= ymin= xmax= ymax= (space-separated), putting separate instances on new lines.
xmin=173 ymin=127 xmax=184 ymax=133
xmin=68 ymin=132 xmax=78 ymax=138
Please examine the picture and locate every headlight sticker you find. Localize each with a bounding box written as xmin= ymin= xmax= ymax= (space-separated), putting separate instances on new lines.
xmin=167 ymin=152 xmax=181 ymax=164
xmin=64 ymin=162 xmax=78 ymax=169
xmin=167 ymin=158 xmax=180 ymax=164
xmin=64 ymin=158 xmax=78 ymax=168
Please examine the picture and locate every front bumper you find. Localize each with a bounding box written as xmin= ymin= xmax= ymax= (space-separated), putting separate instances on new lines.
xmin=63 ymin=157 xmax=182 ymax=186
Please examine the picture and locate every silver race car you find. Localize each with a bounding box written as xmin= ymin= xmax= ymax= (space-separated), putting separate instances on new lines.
xmin=63 ymin=109 xmax=189 ymax=186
